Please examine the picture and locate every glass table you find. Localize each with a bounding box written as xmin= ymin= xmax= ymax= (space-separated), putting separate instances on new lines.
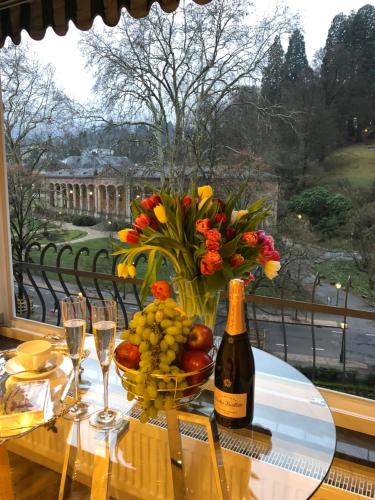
xmin=1 ymin=338 xmax=336 ymax=500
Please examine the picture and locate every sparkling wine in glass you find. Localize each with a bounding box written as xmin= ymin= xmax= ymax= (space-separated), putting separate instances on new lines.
xmin=61 ymin=295 xmax=92 ymax=420
xmin=89 ymin=299 xmax=122 ymax=430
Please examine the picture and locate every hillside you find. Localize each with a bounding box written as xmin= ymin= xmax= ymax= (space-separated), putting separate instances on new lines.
xmin=322 ymin=143 xmax=375 ymax=189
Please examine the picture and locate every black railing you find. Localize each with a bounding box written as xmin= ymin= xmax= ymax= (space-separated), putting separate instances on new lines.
xmin=11 ymin=243 xmax=375 ymax=391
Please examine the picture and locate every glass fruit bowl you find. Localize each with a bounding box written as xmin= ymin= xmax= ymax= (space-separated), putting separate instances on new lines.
xmin=114 ymin=347 xmax=216 ymax=411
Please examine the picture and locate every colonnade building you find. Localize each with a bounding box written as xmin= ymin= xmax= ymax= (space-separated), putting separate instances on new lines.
xmin=41 ymin=150 xmax=158 ymax=221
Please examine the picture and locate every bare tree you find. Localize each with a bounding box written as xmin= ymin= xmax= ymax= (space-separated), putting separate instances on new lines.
xmin=1 ymin=44 xmax=72 ymax=309
xmin=1 ymin=43 xmax=72 ymax=171
xmin=81 ymin=0 xmax=296 ymax=188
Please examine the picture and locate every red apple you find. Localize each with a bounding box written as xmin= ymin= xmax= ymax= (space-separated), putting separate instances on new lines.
xmin=115 ymin=341 xmax=140 ymax=369
xmin=181 ymin=350 xmax=213 ymax=386
xmin=186 ymin=323 xmax=213 ymax=352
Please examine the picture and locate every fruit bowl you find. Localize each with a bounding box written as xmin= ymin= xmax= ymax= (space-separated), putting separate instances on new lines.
xmin=114 ymin=346 xmax=216 ymax=410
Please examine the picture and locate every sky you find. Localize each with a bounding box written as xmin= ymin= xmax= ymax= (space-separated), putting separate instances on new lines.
xmin=29 ymin=0 xmax=368 ymax=103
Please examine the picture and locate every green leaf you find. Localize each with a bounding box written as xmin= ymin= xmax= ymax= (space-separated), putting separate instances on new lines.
xmin=140 ymin=250 xmax=158 ymax=305
xmin=220 ymin=233 xmax=242 ymax=258
xmin=144 ymin=234 xmax=186 ymax=252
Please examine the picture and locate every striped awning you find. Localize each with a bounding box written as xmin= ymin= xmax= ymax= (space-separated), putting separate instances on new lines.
xmin=0 ymin=0 xmax=211 ymax=47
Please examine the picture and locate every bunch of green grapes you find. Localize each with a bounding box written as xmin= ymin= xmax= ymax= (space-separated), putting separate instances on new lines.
xmin=120 ymin=298 xmax=193 ymax=423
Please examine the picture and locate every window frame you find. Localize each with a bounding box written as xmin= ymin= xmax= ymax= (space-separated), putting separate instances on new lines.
xmin=0 ymin=74 xmax=374 ymax=433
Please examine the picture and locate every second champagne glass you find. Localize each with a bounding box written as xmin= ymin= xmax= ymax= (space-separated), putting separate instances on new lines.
xmin=61 ymin=295 xmax=92 ymax=420
xmin=89 ymin=299 xmax=122 ymax=430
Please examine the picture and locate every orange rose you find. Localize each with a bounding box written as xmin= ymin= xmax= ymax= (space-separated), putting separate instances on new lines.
xmin=206 ymin=240 xmax=220 ymax=251
xmin=242 ymin=231 xmax=258 ymax=247
xmin=229 ymin=253 xmax=245 ymax=268
xmin=205 ymin=229 xmax=221 ymax=242
xmin=196 ymin=218 xmax=211 ymax=234
xmin=200 ymin=251 xmax=223 ymax=275
xmin=200 ymin=259 xmax=216 ymax=275
xmin=150 ymin=281 xmax=172 ymax=301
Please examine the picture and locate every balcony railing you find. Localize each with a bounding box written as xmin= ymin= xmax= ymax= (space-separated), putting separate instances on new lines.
xmin=12 ymin=242 xmax=375 ymax=396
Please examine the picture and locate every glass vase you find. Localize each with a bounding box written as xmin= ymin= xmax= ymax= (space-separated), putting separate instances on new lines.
xmin=173 ymin=277 xmax=221 ymax=331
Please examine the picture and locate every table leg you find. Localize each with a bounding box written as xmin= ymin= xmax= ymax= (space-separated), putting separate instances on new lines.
xmin=207 ymin=412 xmax=229 ymax=500
xmin=0 ymin=443 xmax=15 ymax=500
xmin=166 ymin=409 xmax=186 ymax=500
xmin=58 ymin=421 xmax=80 ymax=500
xmin=90 ymin=420 xmax=129 ymax=500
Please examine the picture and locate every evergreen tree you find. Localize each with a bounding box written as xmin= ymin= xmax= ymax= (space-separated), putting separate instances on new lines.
xmin=261 ymin=36 xmax=284 ymax=104
xmin=322 ymin=5 xmax=375 ymax=142
xmin=283 ymin=29 xmax=311 ymax=84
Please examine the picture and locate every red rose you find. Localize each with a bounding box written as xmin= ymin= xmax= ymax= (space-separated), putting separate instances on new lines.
xmin=205 ymin=229 xmax=221 ymax=242
xmin=134 ymin=213 xmax=151 ymax=229
xmin=206 ymin=240 xmax=220 ymax=251
xmin=150 ymin=281 xmax=172 ymax=300
xmin=256 ymin=230 xmax=266 ymax=244
xmin=225 ymin=227 xmax=236 ymax=240
xmin=140 ymin=195 xmax=161 ymax=211
xmin=229 ymin=253 xmax=245 ymax=268
xmin=258 ymin=248 xmax=280 ymax=265
xmin=242 ymin=231 xmax=258 ymax=247
xmin=263 ymin=235 xmax=275 ymax=250
xmin=196 ymin=218 xmax=211 ymax=234
xmin=214 ymin=213 xmax=227 ymax=224
xmin=181 ymin=195 xmax=192 ymax=211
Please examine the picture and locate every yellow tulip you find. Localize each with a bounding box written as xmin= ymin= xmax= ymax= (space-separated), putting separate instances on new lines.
xmin=128 ymin=265 xmax=137 ymax=278
xmin=117 ymin=262 xmax=129 ymax=278
xmin=264 ymin=260 xmax=281 ymax=280
xmin=153 ymin=204 xmax=167 ymax=223
xmin=236 ymin=210 xmax=248 ymax=221
xmin=198 ymin=185 xmax=213 ymax=199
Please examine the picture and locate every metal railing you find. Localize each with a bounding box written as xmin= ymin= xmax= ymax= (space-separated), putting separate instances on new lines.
xmin=11 ymin=242 xmax=375 ymax=390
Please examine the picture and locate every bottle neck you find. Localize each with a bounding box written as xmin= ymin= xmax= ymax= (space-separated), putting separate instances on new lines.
xmin=225 ymin=281 xmax=246 ymax=336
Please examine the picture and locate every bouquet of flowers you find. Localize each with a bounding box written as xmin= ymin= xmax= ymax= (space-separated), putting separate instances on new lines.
xmin=115 ymin=184 xmax=280 ymax=328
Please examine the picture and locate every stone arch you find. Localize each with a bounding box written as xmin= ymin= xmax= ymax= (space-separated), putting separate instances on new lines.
xmin=107 ymin=185 xmax=116 ymax=215
xmin=67 ymin=183 xmax=74 ymax=209
xmin=81 ymin=184 xmax=88 ymax=212
xmin=87 ymin=184 xmax=95 ymax=212
xmin=49 ymin=183 xmax=54 ymax=207
xmin=98 ymin=185 xmax=106 ymax=214
xmin=74 ymin=184 xmax=80 ymax=210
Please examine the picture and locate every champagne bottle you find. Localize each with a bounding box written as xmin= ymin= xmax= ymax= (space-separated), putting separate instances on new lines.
xmin=214 ymin=278 xmax=255 ymax=428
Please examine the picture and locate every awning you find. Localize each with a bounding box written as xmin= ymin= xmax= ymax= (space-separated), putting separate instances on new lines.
xmin=0 ymin=0 xmax=211 ymax=47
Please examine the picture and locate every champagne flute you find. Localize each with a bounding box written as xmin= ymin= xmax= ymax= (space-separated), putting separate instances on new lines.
xmin=61 ymin=295 xmax=92 ymax=420
xmin=89 ymin=299 xmax=122 ymax=429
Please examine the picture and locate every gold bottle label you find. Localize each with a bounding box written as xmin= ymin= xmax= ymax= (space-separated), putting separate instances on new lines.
xmin=226 ymin=278 xmax=246 ymax=335
xmin=214 ymin=387 xmax=247 ymax=418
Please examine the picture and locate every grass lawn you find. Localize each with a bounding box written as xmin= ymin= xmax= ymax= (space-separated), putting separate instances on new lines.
xmin=322 ymin=142 xmax=375 ymax=189
xmin=37 ymin=228 xmax=87 ymax=245
xmin=313 ymin=259 xmax=373 ymax=299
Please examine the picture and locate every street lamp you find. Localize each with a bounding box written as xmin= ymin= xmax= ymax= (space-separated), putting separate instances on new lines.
xmin=297 ymin=214 xmax=302 ymax=220
xmin=339 ymin=321 xmax=348 ymax=363
xmin=335 ymin=282 xmax=342 ymax=306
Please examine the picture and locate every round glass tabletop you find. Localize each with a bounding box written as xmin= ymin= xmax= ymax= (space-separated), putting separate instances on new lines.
xmin=3 ymin=340 xmax=336 ymax=500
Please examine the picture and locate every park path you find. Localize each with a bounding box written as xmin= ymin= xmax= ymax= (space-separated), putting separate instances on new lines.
xmin=51 ymin=222 xmax=120 ymax=246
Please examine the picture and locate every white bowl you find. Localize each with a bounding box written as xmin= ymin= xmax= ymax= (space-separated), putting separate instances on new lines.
xmin=16 ymin=340 xmax=52 ymax=371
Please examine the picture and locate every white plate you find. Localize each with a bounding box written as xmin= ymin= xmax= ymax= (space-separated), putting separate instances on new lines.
xmin=5 ymin=353 xmax=64 ymax=379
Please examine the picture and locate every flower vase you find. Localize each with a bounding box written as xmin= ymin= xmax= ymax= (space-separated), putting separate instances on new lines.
xmin=173 ymin=277 xmax=221 ymax=331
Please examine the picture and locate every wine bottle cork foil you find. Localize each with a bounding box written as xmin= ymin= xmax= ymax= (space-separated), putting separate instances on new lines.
xmin=226 ymin=279 xmax=246 ymax=335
